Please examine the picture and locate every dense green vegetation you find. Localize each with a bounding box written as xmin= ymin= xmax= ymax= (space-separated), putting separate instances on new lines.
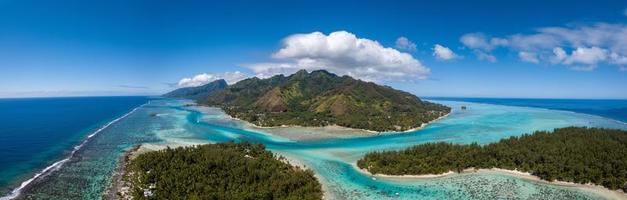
xmin=201 ymin=69 xmax=450 ymax=132
xmin=163 ymin=79 xmax=227 ymax=100
xmin=124 ymin=142 xmax=322 ymax=200
xmin=357 ymin=127 xmax=627 ymax=190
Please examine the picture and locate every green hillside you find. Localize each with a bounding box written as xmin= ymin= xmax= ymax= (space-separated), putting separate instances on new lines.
xmin=163 ymin=79 xmax=227 ymax=100
xmin=202 ymin=70 xmax=450 ymax=132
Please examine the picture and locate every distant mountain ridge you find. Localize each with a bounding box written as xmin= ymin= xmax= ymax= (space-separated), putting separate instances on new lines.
xmin=163 ymin=79 xmax=227 ymax=100
xmin=197 ymin=69 xmax=450 ymax=132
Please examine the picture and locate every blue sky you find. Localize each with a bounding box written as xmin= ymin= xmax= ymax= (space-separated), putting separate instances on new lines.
xmin=0 ymin=0 xmax=626 ymax=98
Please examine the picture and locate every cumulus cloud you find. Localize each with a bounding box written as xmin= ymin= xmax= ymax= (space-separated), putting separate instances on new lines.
xmin=518 ymin=51 xmax=539 ymax=63
xmin=395 ymin=37 xmax=417 ymax=51
xmin=178 ymin=71 xmax=248 ymax=87
xmin=460 ymin=23 xmax=627 ymax=71
xmin=549 ymin=47 xmax=609 ymax=70
xmin=563 ymin=47 xmax=608 ymax=65
xmin=244 ymin=31 xmax=430 ymax=82
xmin=432 ymin=44 xmax=458 ymax=60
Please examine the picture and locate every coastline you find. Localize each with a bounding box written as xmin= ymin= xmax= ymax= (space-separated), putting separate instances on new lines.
xmin=0 ymin=102 xmax=148 ymax=200
xmin=242 ymin=112 xmax=450 ymax=134
xmin=106 ymin=144 xmax=167 ymax=200
xmin=105 ymin=145 xmax=140 ymax=200
xmin=354 ymin=164 xmax=627 ymax=199
xmin=223 ymin=107 xmax=451 ymax=141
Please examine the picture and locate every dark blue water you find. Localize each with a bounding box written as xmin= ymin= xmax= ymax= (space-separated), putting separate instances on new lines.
xmin=426 ymin=97 xmax=627 ymax=123
xmin=0 ymin=96 xmax=149 ymax=192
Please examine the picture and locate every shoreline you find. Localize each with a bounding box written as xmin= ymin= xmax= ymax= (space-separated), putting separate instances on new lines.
xmin=0 ymin=102 xmax=148 ymax=200
xmin=240 ymin=112 xmax=451 ymax=134
xmin=105 ymin=145 xmax=141 ymax=200
xmin=223 ymin=107 xmax=451 ymax=141
xmin=354 ymin=164 xmax=627 ymax=199
xmin=106 ymin=143 xmax=167 ymax=200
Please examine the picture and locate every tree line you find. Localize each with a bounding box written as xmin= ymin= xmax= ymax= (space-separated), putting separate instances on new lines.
xmin=124 ymin=142 xmax=322 ymax=200
xmin=358 ymin=127 xmax=627 ymax=191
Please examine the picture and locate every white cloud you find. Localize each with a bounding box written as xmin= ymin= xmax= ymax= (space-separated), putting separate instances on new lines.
xmin=460 ymin=33 xmax=507 ymax=51
xmin=460 ymin=33 xmax=506 ymax=62
xmin=244 ymin=31 xmax=430 ymax=82
xmin=549 ymin=47 xmax=608 ymax=70
xmin=178 ymin=71 xmax=248 ymax=87
xmin=610 ymin=52 xmax=627 ymax=65
xmin=550 ymin=47 xmax=568 ymax=64
xmin=460 ymin=33 xmax=489 ymax=51
xmin=432 ymin=44 xmax=458 ymax=60
xmin=518 ymin=51 xmax=539 ymax=63
xmin=460 ymin=23 xmax=627 ymax=71
xmin=563 ymin=47 xmax=607 ymax=65
xmin=395 ymin=37 xmax=417 ymax=51
xmin=475 ymin=51 xmax=497 ymax=62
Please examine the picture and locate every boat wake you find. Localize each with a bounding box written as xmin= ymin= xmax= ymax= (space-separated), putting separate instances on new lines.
xmin=0 ymin=102 xmax=149 ymax=200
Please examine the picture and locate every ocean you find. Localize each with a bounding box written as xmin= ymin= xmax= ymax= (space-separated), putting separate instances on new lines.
xmin=0 ymin=96 xmax=625 ymax=199
xmin=0 ymin=96 xmax=149 ymax=197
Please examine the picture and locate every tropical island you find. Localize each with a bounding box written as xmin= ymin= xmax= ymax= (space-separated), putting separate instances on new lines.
xmin=357 ymin=127 xmax=627 ymax=191
xmin=166 ymin=70 xmax=450 ymax=132
xmin=119 ymin=142 xmax=322 ymax=200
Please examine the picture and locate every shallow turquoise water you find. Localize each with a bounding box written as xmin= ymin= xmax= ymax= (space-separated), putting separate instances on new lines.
xmin=428 ymin=97 xmax=627 ymax=123
xmin=7 ymin=99 xmax=627 ymax=199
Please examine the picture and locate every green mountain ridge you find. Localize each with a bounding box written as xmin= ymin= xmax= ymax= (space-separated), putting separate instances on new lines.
xmin=163 ymin=79 xmax=227 ymax=100
xmin=200 ymin=69 xmax=450 ymax=132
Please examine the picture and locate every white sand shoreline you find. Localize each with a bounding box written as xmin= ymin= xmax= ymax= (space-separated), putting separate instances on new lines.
xmin=353 ymin=164 xmax=627 ymax=199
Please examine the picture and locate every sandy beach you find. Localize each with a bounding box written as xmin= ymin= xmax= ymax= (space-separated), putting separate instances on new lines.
xmin=354 ymin=164 xmax=627 ymax=200
xmin=105 ymin=144 xmax=173 ymax=200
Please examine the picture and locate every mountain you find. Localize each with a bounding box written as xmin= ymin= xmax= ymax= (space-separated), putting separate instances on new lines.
xmin=163 ymin=79 xmax=228 ymax=100
xmin=202 ymin=70 xmax=450 ymax=132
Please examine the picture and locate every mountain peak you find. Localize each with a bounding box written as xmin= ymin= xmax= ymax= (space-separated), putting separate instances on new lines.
xmin=214 ymin=79 xmax=228 ymax=87
xmin=202 ymin=71 xmax=450 ymax=132
xmin=291 ymin=69 xmax=309 ymax=78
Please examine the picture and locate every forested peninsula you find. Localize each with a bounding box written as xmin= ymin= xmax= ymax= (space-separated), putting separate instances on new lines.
xmin=357 ymin=127 xmax=627 ymax=191
xmin=122 ymin=142 xmax=323 ymax=200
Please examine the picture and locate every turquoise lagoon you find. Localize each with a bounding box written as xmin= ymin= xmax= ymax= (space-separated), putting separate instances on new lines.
xmin=5 ymin=98 xmax=627 ymax=199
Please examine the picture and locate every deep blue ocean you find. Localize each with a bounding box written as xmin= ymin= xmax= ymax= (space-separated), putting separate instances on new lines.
xmin=426 ymin=97 xmax=627 ymax=123
xmin=0 ymin=96 xmax=148 ymax=193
